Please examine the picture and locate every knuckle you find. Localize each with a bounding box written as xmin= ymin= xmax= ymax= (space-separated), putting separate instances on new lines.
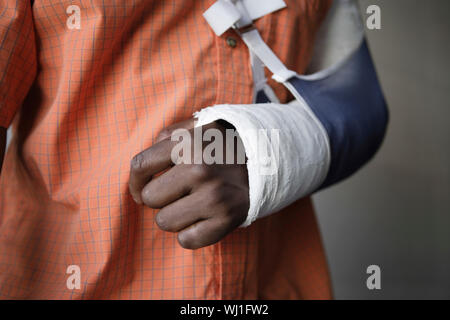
xmin=221 ymin=207 xmax=235 ymax=222
xmin=208 ymin=183 xmax=248 ymax=226
xmin=190 ymin=164 xmax=214 ymax=181
xmin=156 ymin=128 xmax=172 ymax=142
xmin=216 ymin=218 xmax=233 ymax=235
xmin=208 ymin=181 xmax=227 ymax=205
xmin=130 ymin=153 xmax=146 ymax=172
xmin=220 ymin=209 xmax=237 ymax=228
xmin=155 ymin=212 xmax=171 ymax=231
xmin=141 ymin=189 xmax=161 ymax=209
xmin=209 ymin=187 xmax=225 ymax=206
xmin=178 ymin=233 xmax=198 ymax=250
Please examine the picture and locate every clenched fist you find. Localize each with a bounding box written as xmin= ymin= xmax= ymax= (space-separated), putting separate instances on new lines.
xmin=129 ymin=118 xmax=249 ymax=249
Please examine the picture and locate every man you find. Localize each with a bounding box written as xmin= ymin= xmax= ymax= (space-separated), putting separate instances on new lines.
xmin=0 ymin=0 xmax=387 ymax=299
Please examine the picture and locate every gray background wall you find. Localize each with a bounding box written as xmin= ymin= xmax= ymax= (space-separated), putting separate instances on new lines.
xmin=314 ymin=0 xmax=450 ymax=299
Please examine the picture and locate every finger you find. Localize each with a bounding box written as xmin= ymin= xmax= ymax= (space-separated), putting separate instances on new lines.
xmin=154 ymin=190 xmax=212 ymax=232
xmin=129 ymin=138 xmax=177 ymax=204
xmin=141 ymin=164 xmax=198 ymax=208
xmin=156 ymin=118 xmax=196 ymax=143
xmin=177 ymin=216 xmax=233 ymax=250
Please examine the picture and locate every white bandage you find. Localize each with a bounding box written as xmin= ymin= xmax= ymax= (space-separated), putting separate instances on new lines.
xmin=194 ymin=100 xmax=330 ymax=227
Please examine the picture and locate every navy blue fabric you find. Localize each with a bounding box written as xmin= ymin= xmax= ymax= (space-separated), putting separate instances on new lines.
xmin=289 ymin=40 xmax=388 ymax=189
xmin=255 ymin=90 xmax=271 ymax=103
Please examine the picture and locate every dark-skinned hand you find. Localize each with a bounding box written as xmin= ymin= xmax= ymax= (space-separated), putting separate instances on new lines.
xmin=129 ymin=118 xmax=249 ymax=250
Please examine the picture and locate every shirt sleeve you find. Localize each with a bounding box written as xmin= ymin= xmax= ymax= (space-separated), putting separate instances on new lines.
xmin=0 ymin=0 xmax=37 ymax=128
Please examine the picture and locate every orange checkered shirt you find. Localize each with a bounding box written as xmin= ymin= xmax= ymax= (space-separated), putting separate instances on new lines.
xmin=0 ymin=0 xmax=333 ymax=299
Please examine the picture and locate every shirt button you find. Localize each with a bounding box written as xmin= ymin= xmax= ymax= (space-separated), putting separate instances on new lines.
xmin=226 ymin=37 xmax=237 ymax=48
